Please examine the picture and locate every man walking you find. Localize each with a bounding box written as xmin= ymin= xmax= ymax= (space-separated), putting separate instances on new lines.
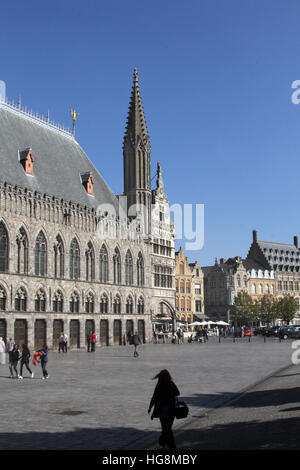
xmin=132 ymin=331 xmax=141 ymax=357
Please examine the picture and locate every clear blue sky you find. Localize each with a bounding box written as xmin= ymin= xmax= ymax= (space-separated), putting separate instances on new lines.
xmin=1 ymin=0 xmax=300 ymax=266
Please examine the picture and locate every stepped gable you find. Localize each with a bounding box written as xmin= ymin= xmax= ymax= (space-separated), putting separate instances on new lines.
xmin=0 ymin=103 xmax=118 ymax=211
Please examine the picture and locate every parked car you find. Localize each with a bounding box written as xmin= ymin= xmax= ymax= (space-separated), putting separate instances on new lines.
xmin=254 ymin=327 xmax=266 ymax=336
xmin=265 ymin=326 xmax=280 ymax=337
xmin=243 ymin=327 xmax=252 ymax=336
xmin=278 ymin=326 xmax=300 ymax=340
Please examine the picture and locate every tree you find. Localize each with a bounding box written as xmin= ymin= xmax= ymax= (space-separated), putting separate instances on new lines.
xmin=230 ymin=291 xmax=258 ymax=326
xmin=257 ymin=295 xmax=278 ymax=326
xmin=277 ymin=294 xmax=298 ymax=325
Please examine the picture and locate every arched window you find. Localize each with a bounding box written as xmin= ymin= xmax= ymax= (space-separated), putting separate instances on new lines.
xmin=138 ymin=297 xmax=144 ymax=314
xmin=15 ymin=287 xmax=27 ymax=311
xmin=126 ymin=296 xmax=133 ymax=314
xmin=113 ymin=295 xmax=121 ymax=314
xmin=85 ymin=292 xmax=95 ymax=313
xmin=53 ymin=290 xmax=63 ymax=313
xmin=181 ymin=298 xmax=185 ymax=311
xmin=125 ymin=250 xmax=133 ymax=285
xmin=0 ymin=222 xmax=9 ymax=273
xmin=99 ymin=244 xmax=108 ymax=283
xmin=54 ymin=235 xmax=64 ymax=279
xmin=85 ymin=241 xmax=95 ymax=281
xmin=251 ymin=284 xmax=256 ymax=294
xmin=187 ymin=298 xmax=191 ymax=311
xmin=34 ymin=231 xmax=47 ymax=276
xmin=70 ymin=238 xmax=80 ymax=280
xmin=113 ymin=248 xmax=121 ymax=284
xmin=179 ymin=263 xmax=184 ymax=275
xmin=35 ymin=289 xmax=46 ymax=312
xmin=258 ymin=284 xmax=263 ymax=295
xmin=100 ymin=293 xmax=108 ymax=313
xmin=0 ymin=285 xmax=6 ymax=311
xmin=265 ymin=284 xmax=269 ymax=294
xmin=69 ymin=291 xmax=80 ymax=313
xmin=16 ymin=227 xmax=28 ymax=274
xmin=137 ymin=252 xmax=144 ymax=286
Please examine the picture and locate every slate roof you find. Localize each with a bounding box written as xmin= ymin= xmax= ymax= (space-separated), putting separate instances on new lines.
xmin=257 ymin=240 xmax=300 ymax=270
xmin=0 ymin=104 xmax=118 ymax=211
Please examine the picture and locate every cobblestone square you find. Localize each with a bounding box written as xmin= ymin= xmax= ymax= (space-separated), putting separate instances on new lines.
xmin=0 ymin=336 xmax=294 ymax=450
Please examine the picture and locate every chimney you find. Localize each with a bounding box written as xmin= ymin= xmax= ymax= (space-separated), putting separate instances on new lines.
xmin=294 ymin=236 xmax=298 ymax=249
xmin=0 ymin=81 xmax=6 ymax=102
xmin=253 ymin=230 xmax=258 ymax=243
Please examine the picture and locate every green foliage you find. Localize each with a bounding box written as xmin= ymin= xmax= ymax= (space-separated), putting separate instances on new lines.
xmin=230 ymin=290 xmax=258 ymax=326
xmin=277 ymin=294 xmax=298 ymax=325
xmin=257 ymin=295 xmax=278 ymax=325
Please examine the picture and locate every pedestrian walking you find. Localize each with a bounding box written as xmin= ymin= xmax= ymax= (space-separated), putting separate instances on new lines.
xmin=148 ymin=369 xmax=180 ymax=450
xmin=10 ymin=344 xmax=21 ymax=378
xmin=58 ymin=333 xmax=64 ymax=353
xmin=87 ymin=332 xmax=92 ymax=352
xmin=62 ymin=333 xmax=68 ymax=353
xmin=0 ymin=337 xmax=6 ymax=365
xmin=19 ymin=344 xmax=34 ymax=379
xmin=91 ymin=332 xmax=97 ymax=352
xmin=37 ymin=345 xmax=49 ymax=379
xmin=132 ymin=331 xmax=141 ymax=357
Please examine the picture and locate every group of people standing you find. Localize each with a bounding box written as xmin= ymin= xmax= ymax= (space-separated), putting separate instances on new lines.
xmin=86 ymin=332 xmax=97 ymax=352
xmin=0 ymin=337 xmax=49 ymax=379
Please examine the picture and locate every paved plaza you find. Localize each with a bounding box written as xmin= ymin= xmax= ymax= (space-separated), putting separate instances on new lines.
xmin=0 ymin=336 xmax=295 ymax=450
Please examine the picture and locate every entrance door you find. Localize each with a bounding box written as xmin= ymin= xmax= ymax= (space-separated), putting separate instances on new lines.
xmin=34 ymin=319 xmax=46 ymax=350
xmin=113 ymin=320 xmax=122 ymax=345
xmin=0 ymin=319 xmax=7 ymax=343
xmin=70 ymin=320 xmax=80 ymax=348
xmin=126 ymin=320 xmax=134 ymax=343
xmin=14 ymin=319 xmax=28 ymax=346
xmin=138 ymin=320 xmax=145 ymax=344
xmin=53 ymin=319 xmax=64 ymax=350
xmin=100 ymin=320 xmax=109 ymax=346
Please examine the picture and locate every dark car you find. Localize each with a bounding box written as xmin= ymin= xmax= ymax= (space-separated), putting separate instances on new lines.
xmin=254 ymin=327 xmax=267 ymax=336
xmin=278 ymin=326 xmax=300 ymax=340
xmin=265 ymin=326 xmax=280 ymax=337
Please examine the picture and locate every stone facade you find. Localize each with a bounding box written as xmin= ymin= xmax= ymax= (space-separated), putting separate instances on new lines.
xmin=0 ymin=69 xmax=175 ymax=349
xmin=175 ymin=247 xmax=204 ymax=322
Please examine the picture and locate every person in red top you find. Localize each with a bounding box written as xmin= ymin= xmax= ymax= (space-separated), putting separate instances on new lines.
xmin=91 ymin=333 xmax=97 ymax=352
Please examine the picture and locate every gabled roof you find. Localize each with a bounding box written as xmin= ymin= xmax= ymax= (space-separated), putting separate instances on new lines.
xmin=0 ymin=104 xmax=118 ymax=211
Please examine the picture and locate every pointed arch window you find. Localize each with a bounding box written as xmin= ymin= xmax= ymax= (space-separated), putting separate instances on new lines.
xmin=70 ymin=238 xmax=80 ymax=280
xmin=100 ymin=293 xmax=109 ymax=313
xmin=126 ymin=296 xmax=133 ymax=314
xmin=138 ymin=296 xmax=144 ymax=314
xmin=125 ymin=250 xmax=133 ymax=285
xmin=34 ymin=231 xmax=47 ymax=276
xmin=53 ymin=290 xmax=63 ymax=313
xmin=85 ymin=292 xmax=95 ymax=313
xmin=16 ymin=227 xmax=28 ymax=274
xmin=15 ymin=287 xmax=27 ymax=311
xmin=35 ymin=289 xmax=46 ymax=312
xmin=99 ymin=244 xmax=108 ymax=283
xmin=85 ymin=241 xmax=95 ymax=281
xmin=0 ymin=286 xmax=6 ymax=311
xmin=0 ymin=222 xmax=9 ymax=273
xmin=113 ymin=295 xmax=121 ymax=314
xmin=137 ymin=252 xmax=144 ymax=286
xmin=113 ymin=248 xmax=121 ymax=284
xmin=54 ymin=235 xmax=64 ymax=279
xmin=70 ymin=291 xmax=80 ymax=313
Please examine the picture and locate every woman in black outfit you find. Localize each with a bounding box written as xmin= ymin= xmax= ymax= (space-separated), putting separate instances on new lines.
xmin=148 ymin=369 xmax=180 ymax=450
xmin=19 ymin=344 xmax=34 ymax=379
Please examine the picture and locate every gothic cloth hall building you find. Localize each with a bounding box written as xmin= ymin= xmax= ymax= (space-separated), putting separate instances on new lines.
xmin=0 ymin=70 xmax=175 ymax=350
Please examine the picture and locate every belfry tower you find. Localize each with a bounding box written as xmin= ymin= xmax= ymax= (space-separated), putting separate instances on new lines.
xmin=123 ymin=68 xmax=152 ymax=235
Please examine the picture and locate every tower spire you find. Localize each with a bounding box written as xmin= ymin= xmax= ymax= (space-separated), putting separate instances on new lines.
xmin=123 ymin=68 xmax=150 ymax=150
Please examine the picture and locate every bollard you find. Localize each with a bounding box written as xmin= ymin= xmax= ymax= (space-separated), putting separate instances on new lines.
xmin=264 ymin=335 xmax=266 ymax=343
xmin=219 ymin=335 xmax=221 ymax=343
xmin=249 ymin=335 xmax=251 ymax=343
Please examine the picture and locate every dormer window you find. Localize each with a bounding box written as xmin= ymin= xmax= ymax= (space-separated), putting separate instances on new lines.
xmin=19 ymin=148 xmax=34 ymax=175
xmin=81 ymin=172 xmax=94 ymax=195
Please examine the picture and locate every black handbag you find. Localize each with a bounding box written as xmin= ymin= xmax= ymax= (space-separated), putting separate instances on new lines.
xmin=175 ymin=399 xmax=189 ymax=419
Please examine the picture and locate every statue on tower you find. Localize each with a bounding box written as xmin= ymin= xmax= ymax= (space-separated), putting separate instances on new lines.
xmin=70 ymin=109 xmax=79 ymax=136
